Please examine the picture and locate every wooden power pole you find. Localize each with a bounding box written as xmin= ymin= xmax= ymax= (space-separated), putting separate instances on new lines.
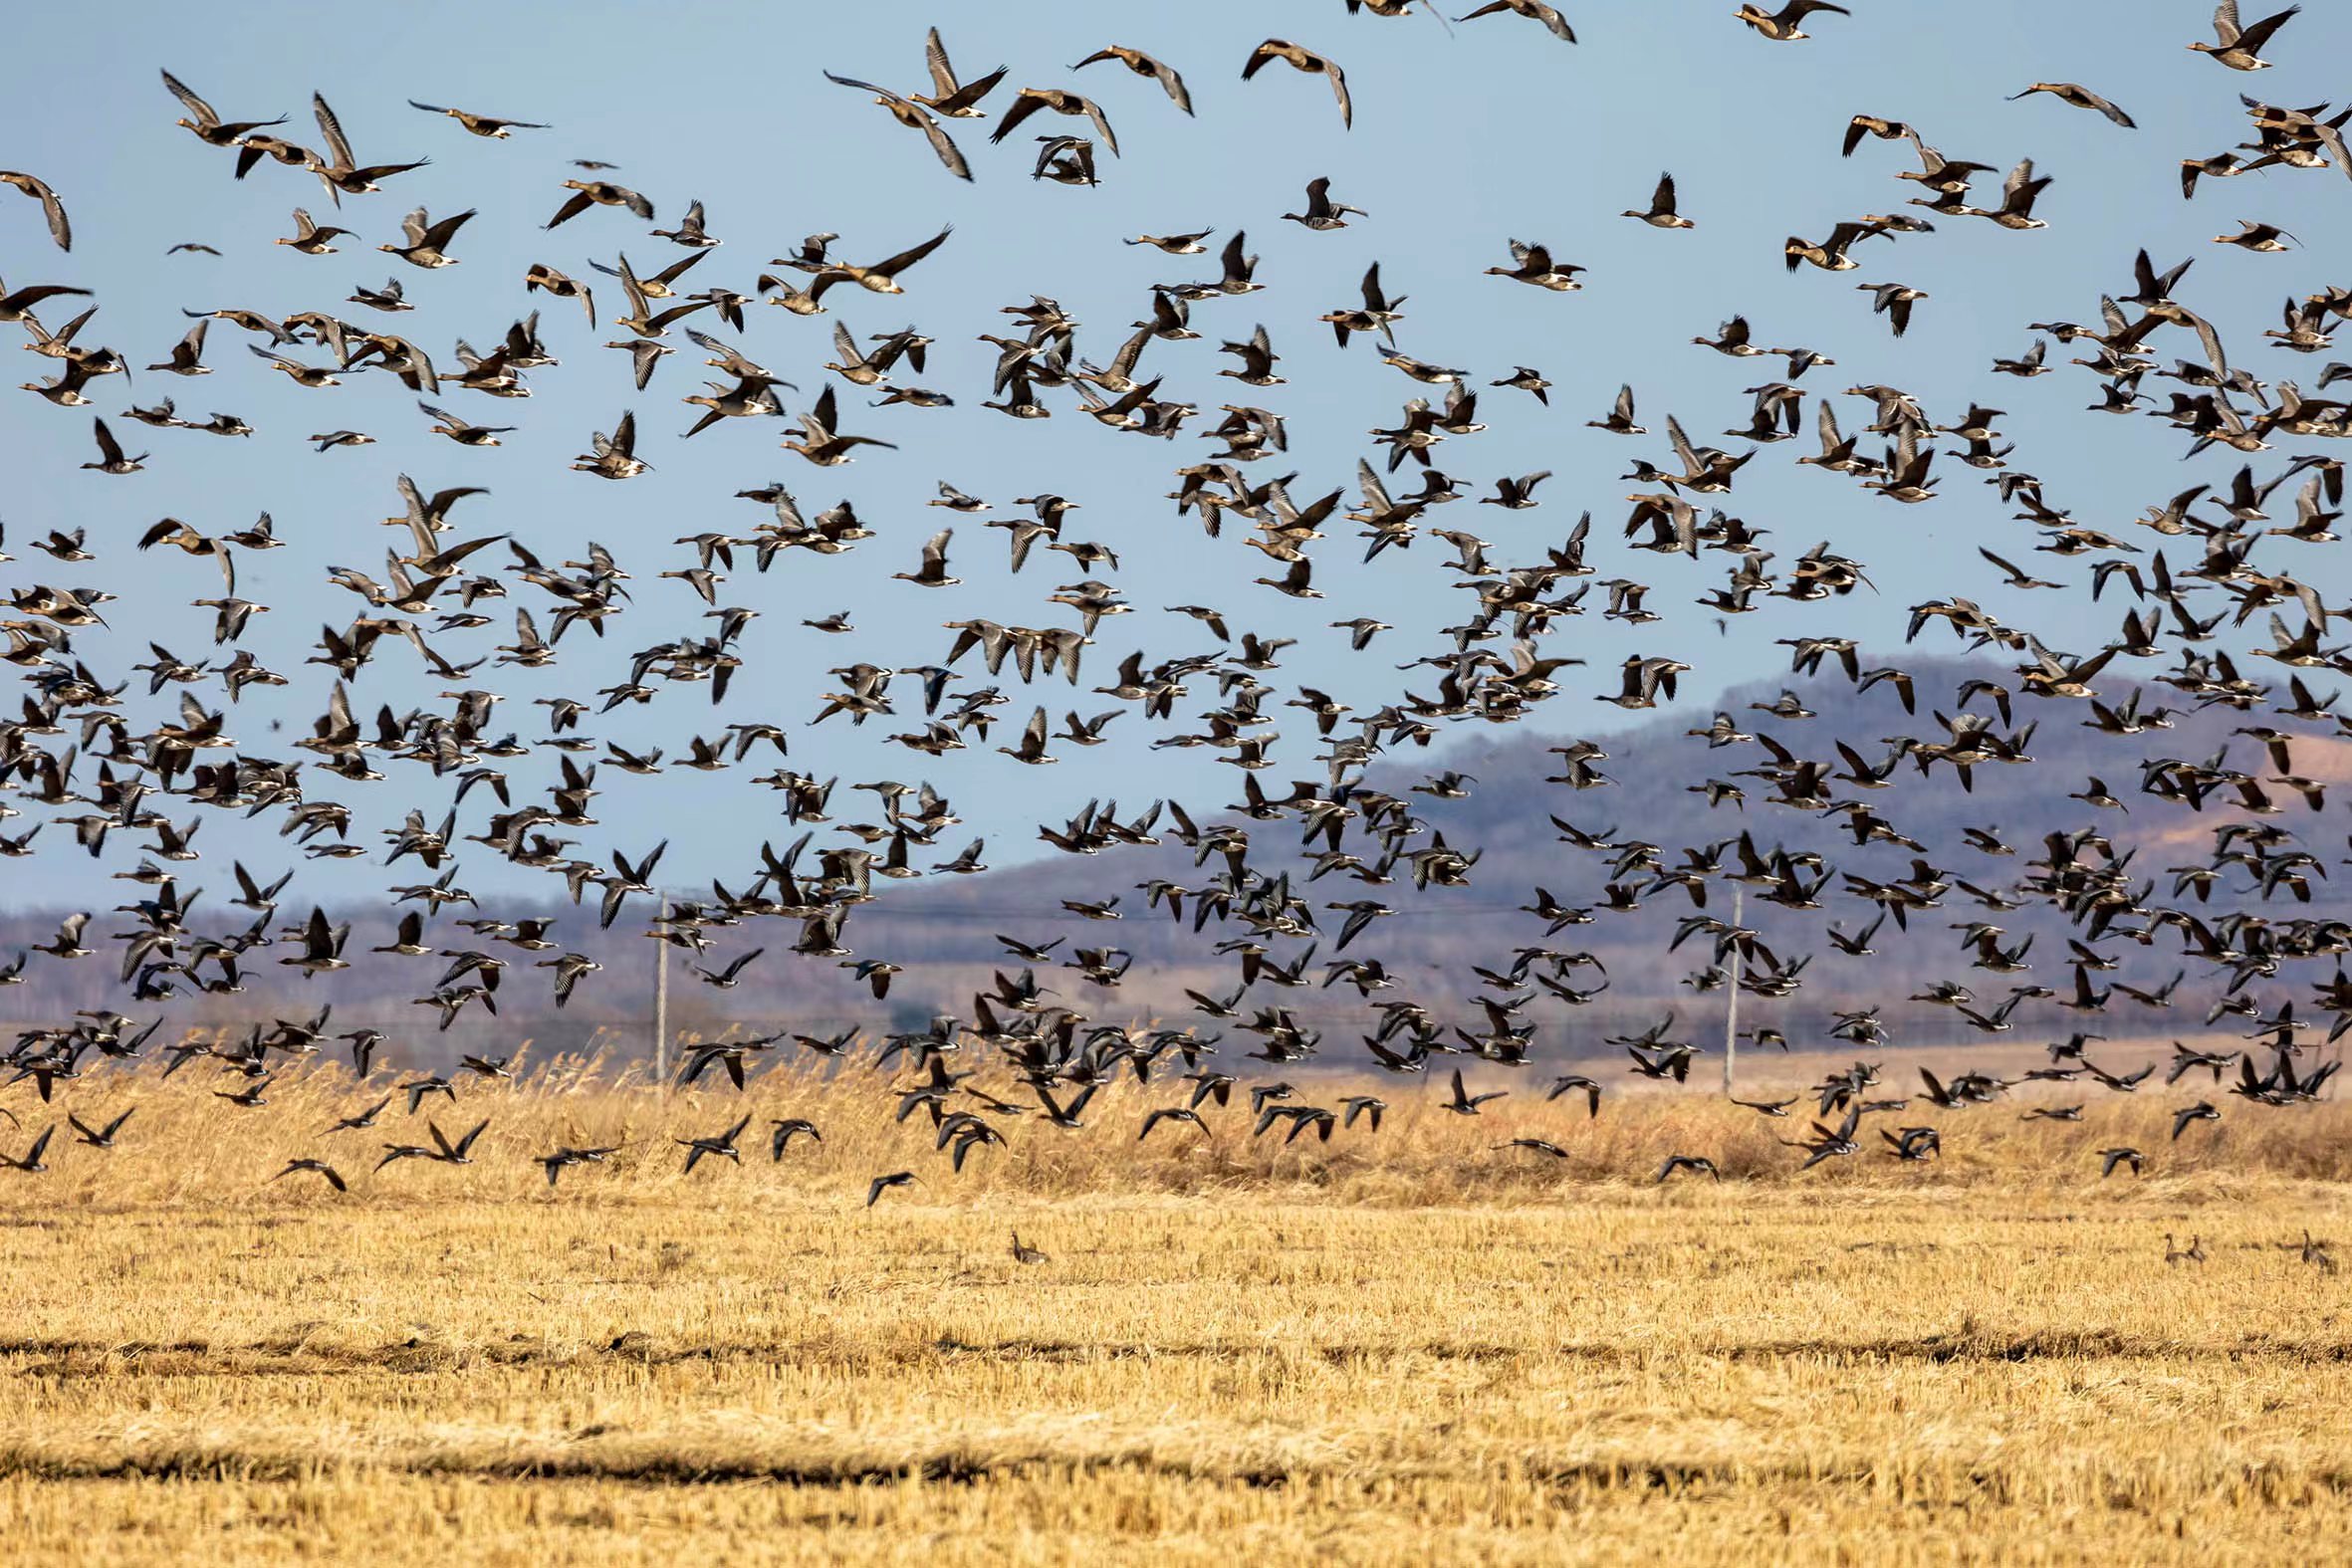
xmin=652 ymin=894 xmax=671 ymax=1088
xmin=1723 ymin=882 xmax=1743 ymax=1096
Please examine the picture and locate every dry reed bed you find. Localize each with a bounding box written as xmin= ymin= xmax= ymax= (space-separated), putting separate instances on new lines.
xmin=4 ymin=1050 xmax=2349 ymax=1206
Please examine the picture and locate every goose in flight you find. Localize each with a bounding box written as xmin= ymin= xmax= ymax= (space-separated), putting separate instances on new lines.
xmin=571 ymin=411 xmax=648 ymax=479
xmin=2190 ymin=2 xmax=2300 ymax=71
xmin=271 ymin=1158 xmax=348 ymax=1193
xmin=0 ymin=170 xmax=70 ymax=251
xmin=909 ymin=27 xmax=1008 ymax=117
xmin=380 ymin=206 xmax=476 ymax=268
xmin=677 ymin=1114 xmax=753 ymax=1173
xmin=159 ymin=69 xmax=287 ymax=148
xmin=1623 ymin=172 xmax=1693 ymax=228
xmin=990 ymin=88 xmax=1120 ymax=155
xmin=546 ymin=178 xmax=655 ymax=229
xmin=407 ymin=101 xmax=549 ymax=137
xmin=1071 ymin=46 xmax=1194 ymax=114
xmin=80 ymin=416 xmax=145 ymax=475
xmin=1458 ymin=0 xmax=1577 ymax=42
xmin=538 ymin=1146 xmax=619 ymax=1187
xmin=2007 ymin=83 xmax=2136 ymax=129
xmin=822 ymin=71 xmax=975 ymax=181
xmin=1443 ymin=1068 xmax=1507 ymax=1115
xmin=770 ymin=1119 xmax=822 ymax=1160
xmin=306 ymin=93 xmax=429 ymax=202
xmin=1736 ymin=1 xmax=1849 ymax=41
xmin=1242 ymin=41 xmax=1351 ymax=129
xmin=866 ymin=1170 xmax=921 ymax=1207
xmin=376 ymin=1118 xmax=488 ymax=1171
xmin=66 ymin=1107 xmax=134 ymax=1148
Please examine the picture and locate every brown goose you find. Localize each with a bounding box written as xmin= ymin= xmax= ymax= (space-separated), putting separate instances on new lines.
xmin=909 ymin=27 xmax=1008 ymax=117
xmin=1071 ymin=45 xmax=1194 ymax=113
xmin=1735 ymin=1 xmax=1849 ymax=41
xmin=1623 ymin=172 xmax=1693 ymax=228
xmin=2007 ymin=83 xmax=2136 ymax=128
xmin=1486 ymin=238 xmax=1584 ymax=290
xmin=0 ymin=171 xmax=70 ymax=251
xmin=1242 ymin=41 xmax=1351 ymax=128
xmin=1458 ymin=0 xmax=1577 ymax=41
xmin=823 ymin=72 xmax=974 ymax=180
xmin=1283 ymin=176 xmax=1365 ymax=230
xmin=159 ymin=69 xmax=286 ymax=147
xmin=380 ymin=206 xmax=476 ymax=268
xmin=406 ymin=101 xmax=549 ymax=137
xmin=815 ymin=225 xmax=953 ymax=296
xmin=2190 ymin=2 xmax=2299 ymax=71
xmin=271 ymin=1158 xmax=348 ymax=1193
xmin=546 ymin=179 xmax=654 ymax=229
xmin=307 ymin=94 xmax=429 ymax=203
xmin=990 ymin=88 xmax=1121 ymax=154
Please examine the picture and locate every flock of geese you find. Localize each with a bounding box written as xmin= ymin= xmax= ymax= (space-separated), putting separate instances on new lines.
xmin=1 ymin=3 xmax=2350 ymax=1208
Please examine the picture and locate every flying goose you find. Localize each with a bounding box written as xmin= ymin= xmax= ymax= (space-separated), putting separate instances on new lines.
xmin=677 ymin=1114 xmax=753 ymax=1173
xmin=2190 ymin=2 xmax=2299 ymax=70
xmin=1735 ymin=1 xmax=1849 ymax=41
xmin=866 ymin=1170 xmax=921 ymax=1207
xmin=0 ymin=170 xmax=70 ymax=251
xmin=307 ymin=93 xmax=429 ymax=202
xmin=822 ymin=71 xmax=975 ymax=180
xmin=1458 ymin=0 xmax=1576 ymax=41
xmin=271 ymin=1158 xmax=348 ymax=1193
xmin=909 ymin=27 xmax=1008 ymax=117
xmin=159 ymin=69 xmax=287 ymax=148
xmin=406 ymin=101 xmax=548 ymax=137
xmin=990 ymin=88 xmax=1121 ymax=154
xmin=1242 ymin=41 xmax=1351 ymax=128
xmin=380 ymin=206 xmax=475 ymax=268
xmin=1623 ymin=172 xmax=1693 ymax=228
xmin=2007 ymin=83 xmax=2136 ymax=128
xmin=1071 ymin=46 xmax=1194 ymax=113
xmin=546 ymin=178 xmax=655 ymax=229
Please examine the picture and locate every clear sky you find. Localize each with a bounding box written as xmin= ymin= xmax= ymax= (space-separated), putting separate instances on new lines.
xmin=1 ymin=0 xmax=2346 ymax=903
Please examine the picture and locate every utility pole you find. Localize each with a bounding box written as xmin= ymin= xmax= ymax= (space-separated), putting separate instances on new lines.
xmin=652 ymin=894 xmax=671 ymax=1089
xmin=1723 ymin=882 xmax=1743 ymax=1097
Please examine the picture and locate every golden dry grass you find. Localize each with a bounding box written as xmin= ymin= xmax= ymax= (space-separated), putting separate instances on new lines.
xmin=2 ymin=1054 xmax=2349 ymax=1564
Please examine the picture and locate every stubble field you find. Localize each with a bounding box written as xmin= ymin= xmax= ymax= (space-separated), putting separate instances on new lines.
xmin=1 ymin=1052 xmax=2348 ymax=1565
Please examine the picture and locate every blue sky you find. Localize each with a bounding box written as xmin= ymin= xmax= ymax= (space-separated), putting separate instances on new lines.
xmin=1 ymin=0 xmax=2346 ymax=902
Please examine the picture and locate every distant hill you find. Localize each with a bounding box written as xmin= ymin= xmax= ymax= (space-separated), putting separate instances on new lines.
xmin=11 ymin=654 xmax=2336 ymax=1074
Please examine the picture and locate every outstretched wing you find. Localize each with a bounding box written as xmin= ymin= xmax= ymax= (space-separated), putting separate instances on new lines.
xmin=312 ymin=93 xmax=354 ymax=169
